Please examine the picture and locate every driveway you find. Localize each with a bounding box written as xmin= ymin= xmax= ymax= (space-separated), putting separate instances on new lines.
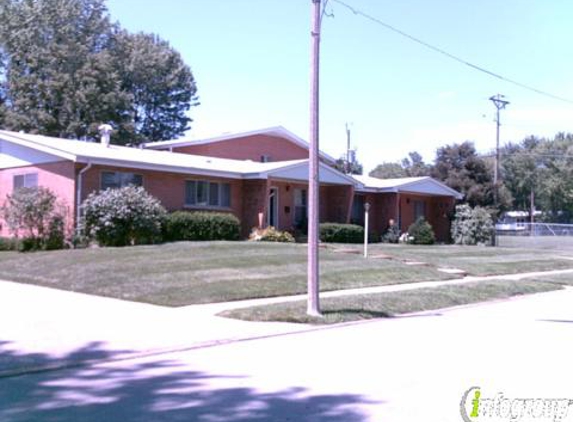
xmin=1 ymin=280 xmax=572 ymax=421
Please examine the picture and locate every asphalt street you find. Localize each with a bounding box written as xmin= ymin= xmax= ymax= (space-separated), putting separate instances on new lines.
xmin=1 ymin=282 xmax=572 ymax=421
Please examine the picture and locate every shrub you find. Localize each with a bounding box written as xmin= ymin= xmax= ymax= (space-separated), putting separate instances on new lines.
xmin=81 ymin=186 xmax=166 ymax=247
xmin=0 ymin=237 xmax=19 ymax=251
xmin=1 ymin=186 xmax=67 ymax=251
xmin=319 ymin=223 xmax=364 ymax=243
xmin=407 ymin=217 xmax=435 ymax=245
xmin=163 ymin=211 xmax=240 ymax=241
xmin=249 ymin=226 xmax=295 ymax=243
xmin=382 ymin=223 xmax=401 ymax=243
xmin=451 ymin=204 xmax=494 ymax=246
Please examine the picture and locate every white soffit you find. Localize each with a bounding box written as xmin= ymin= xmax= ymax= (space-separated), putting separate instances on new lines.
xmin=266 ymin=163 xmax=356 ymax=185
xmin=0 ymin=140 xmax=64 ymax=169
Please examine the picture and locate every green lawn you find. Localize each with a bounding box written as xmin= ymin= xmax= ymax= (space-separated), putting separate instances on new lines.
xmin=220 ymin=279 xmax=564 ymax=324
xmin=0 ymin=242 xmax=456 ymax=306
xmin=0 ymin=241 xmax=571 ymax=307
xmin=339 ymin=243 xmax=573 ymax=276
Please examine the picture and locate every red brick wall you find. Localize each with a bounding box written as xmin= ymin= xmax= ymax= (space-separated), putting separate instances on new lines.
xmin=242 ymin=179 xmax=269 ymax=236
xmin=172 ymin=135 xmax=309 ymax=162
xmin=351 ymin=193 xmax=399 ymax=239
xmin=322 ymin=185 xmax=354 ymax=224
xmin=81 ymin=164 xmax=244 ymax=229
xmin=399 ymin=193 xmax=454 ymax=242
xmin=0 ymin=161 xmax=76 ymax=237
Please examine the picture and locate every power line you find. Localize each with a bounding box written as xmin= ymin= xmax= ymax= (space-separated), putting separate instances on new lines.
xmin=331 ymin=0 xmax=573 ymax=106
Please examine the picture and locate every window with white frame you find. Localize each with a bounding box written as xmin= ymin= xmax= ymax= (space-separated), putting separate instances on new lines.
xmin=101 ymin=171 xmax=143 ymax=190
xmin=185 ymin=180 xmax=231 ymax=208
xmin=13 ymin=173 xmax=38 ymax=189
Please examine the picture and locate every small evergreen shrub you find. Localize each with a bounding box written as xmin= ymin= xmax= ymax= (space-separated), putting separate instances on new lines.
xmin=319 ymin=223 xmax=364 ymax=243
xmin=1 ymin=186 xmax=67 ymax=251
xmin=81 ymin=186 xmax=166 ymax=247
xmin=407 ymin=217 xmax=435 ymax=245
xmin=0 ymin=237 xmax=19 ymax=251
xmin=163 ymin=211 xmax=240 ymax=241
xmin=451 ymin=204 xmax=494 ymax=246
xmin=382 ymin=223 xmax=401 ymax=243
xmin=249 ymin=226 xmax=295 ymax=243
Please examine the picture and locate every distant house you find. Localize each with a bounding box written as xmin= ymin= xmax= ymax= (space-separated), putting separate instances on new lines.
xmin=0 ymin=126 xmax=462 ymax=241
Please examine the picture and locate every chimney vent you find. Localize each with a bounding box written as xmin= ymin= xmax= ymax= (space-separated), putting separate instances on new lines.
xmin=98 ymin=124 xmax=113 ymax=147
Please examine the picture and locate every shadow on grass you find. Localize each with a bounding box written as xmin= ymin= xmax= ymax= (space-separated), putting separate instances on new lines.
xmin=0 ymin=341 xmax=372 ymax=422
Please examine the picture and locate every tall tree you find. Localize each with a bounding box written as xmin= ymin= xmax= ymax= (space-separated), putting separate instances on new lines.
xmin=110 ymin=31 xmax=198 ymax=144
xmin=0 ymin=0 xmax=129 ymax=139
xmin=369 ymin=162 xmax=407 ymax=179
xmin=432 ymin=141 xmax=510 ymax=209
xmin=401 ymin=151 xmax=431 ymax=177
xmin=0 ymin=0 xmax=198 ymax=143
xmin=370 ymin=151 xmax=430 ymax=179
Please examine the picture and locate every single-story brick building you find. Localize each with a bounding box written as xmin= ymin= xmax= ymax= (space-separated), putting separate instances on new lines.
xmin=0 ymin=127 xmax=462 ymax=241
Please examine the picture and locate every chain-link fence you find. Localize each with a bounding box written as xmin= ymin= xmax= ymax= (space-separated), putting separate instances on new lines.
xmin=497 ymin=223 xmax=573 ymax=249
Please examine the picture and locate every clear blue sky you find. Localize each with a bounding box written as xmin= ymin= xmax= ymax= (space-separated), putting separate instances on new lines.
xmin=106 ymin=0 xmax=573 ymax=172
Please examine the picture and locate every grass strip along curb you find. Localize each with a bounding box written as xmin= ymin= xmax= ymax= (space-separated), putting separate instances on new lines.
xmin=220 ymin=279 xmax=563 ymax=325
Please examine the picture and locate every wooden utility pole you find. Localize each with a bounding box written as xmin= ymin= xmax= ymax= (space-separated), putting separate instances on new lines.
xmin=307 ymin=0 xmax=322 ymax=316
xmin=345 ymin=123 xmax=351 ymax=174
xmin=489 ymin=94 xmax=509 ymax=205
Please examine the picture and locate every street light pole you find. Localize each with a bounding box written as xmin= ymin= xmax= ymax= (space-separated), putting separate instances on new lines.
xmin=364 ymin=202 xmax=370 ymax=258
xmin=307 ymin=0 xmax=322 ymax=316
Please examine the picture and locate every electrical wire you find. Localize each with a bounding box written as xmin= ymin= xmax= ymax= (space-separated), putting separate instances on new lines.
xmin=331 ymin=0 xmax=573 ymax=106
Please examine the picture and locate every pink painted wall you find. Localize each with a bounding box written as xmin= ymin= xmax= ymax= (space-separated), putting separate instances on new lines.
xmin=0 ymin=161 xmax=76 ymax=237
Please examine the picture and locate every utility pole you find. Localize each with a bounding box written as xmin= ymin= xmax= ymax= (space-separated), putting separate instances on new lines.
xmin=489 ymin=94 xmax=509 ymax=205
xmin=345 ymin=123 xmax=351 ymax=174
xmin=307 ymin=0 xmax=322 ymax=317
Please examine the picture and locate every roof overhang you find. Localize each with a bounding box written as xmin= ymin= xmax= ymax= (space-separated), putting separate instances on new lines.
xmin=356 ymin=176 xmax=463 ymax=199
xmin=245 ymin=161 xmax=362 ymax=186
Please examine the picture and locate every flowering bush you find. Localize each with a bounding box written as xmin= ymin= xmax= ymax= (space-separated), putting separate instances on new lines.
xmin=81 ymin=186 xmax=166 ymax=247
xmin=451 ymin=204 xmax=494 ymax=245
xmin=1 ymin=186 xmax=67 ymax=251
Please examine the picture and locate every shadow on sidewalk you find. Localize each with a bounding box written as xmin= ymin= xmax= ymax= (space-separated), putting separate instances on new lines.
xmin=0 ymin=341 xmax=374 ymax=421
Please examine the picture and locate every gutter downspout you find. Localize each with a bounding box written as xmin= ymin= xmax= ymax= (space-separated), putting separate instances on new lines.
xmin=76 ymin=162 xmax=92 ymax=234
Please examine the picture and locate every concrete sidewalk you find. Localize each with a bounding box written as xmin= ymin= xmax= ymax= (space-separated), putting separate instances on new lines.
xmin=1 ymin=267 xmax=573 ymax=376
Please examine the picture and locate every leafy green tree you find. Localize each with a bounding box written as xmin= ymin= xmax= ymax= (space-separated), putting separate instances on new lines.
xmin=334 ymin=157 xmax=363 ymax=175
xmin=431 ymin=141 xmax=509 ymax=209
xmin=110 ymin=30 xmax=198 ymax=144
xmin=370 ymin=151 xmax=430 ymax=179
xmin=0 ymin=0 xmax=129 ymax=139
xmin=0 ymin=0 xmax=198 ymax=143
xmin=401 ymin=151 xmax=431 ymax=177
xmin=369 ymin=162 xmax=407 ymax=179
xmin=501 ymin=133 xmax=573 ymax=222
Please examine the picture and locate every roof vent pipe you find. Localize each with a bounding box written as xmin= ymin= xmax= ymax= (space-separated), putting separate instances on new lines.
xmin=98 ymin=124 xmax=113 ymax=147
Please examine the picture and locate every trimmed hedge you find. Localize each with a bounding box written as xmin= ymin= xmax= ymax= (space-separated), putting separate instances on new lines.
xmin=319 ymin=223 xmax=364 ymax=243
xmin=0 ymin=237 xmax=20 ymax=251
xmin=163 ymin=211 xmax=240 ymax=241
